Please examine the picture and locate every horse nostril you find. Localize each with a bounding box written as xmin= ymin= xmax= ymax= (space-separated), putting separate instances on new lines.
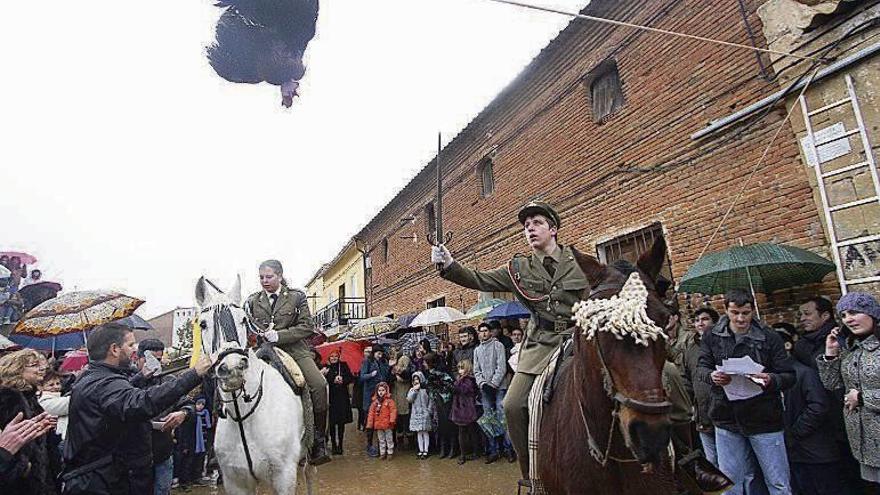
xmin=217 ymin=363 xmax=229 ymax=376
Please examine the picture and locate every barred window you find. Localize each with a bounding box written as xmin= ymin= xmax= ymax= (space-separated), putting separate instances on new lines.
xmin=596 ymin=223 xmax=672 ymax=283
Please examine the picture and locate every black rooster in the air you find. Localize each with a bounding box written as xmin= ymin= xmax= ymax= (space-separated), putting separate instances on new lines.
xmin=207 ymin=0 xmax=319 ymax=108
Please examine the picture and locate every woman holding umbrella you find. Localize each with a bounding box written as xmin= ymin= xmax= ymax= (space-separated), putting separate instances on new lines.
xmin=0 ymin=349 xmax=61 ymax=495
xmin=323 ymin=350 xmax=353 ymax=455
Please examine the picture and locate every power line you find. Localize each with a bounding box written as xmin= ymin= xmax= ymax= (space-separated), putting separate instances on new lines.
xmin=483 ymin=0 xmax=827 ymax=63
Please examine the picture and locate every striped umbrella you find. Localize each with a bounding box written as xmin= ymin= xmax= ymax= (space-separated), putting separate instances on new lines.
xmin=464 ymin=298 xmax=507 ymax=320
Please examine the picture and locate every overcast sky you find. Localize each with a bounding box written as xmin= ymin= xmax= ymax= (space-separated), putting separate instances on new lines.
xmin=1 ymin=0 xmax=588 ymax=318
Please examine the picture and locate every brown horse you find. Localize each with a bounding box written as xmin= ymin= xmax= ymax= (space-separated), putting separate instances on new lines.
xmin=538 ymin=238 xmax=677 ymax=495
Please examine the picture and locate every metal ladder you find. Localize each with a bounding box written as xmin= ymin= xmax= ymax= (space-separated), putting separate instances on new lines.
xmin=799 ymin=73 xmax=880 ymax=294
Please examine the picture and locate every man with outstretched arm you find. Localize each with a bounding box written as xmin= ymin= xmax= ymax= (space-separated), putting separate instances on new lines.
xmin=63 ymin=323 xmax=213 ymax=495
xmin=431 ymin=201 xmax=588 ymax=484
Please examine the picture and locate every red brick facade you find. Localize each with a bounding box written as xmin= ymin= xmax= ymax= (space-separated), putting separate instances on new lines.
xmin=356 ymin=0 xmax=839 ymax=324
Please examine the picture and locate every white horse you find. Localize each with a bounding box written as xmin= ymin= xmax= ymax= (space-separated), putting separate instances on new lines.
xmin=195 ymin=276 xmax=314 ymax=495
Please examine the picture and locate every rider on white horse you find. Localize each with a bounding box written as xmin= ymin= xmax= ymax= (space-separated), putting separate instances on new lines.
xmin=244 ymin=259 xmax=331 ymax=465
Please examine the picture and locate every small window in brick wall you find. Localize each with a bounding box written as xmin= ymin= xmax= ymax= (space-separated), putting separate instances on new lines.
xmin=589 ymin=61 xmax=625 ymax=122
xmin=596 ymin=223 xmax=673 ymax=289
xmin=425 ymin=203 xmax=436 ymax=237
xmin=427 ymin=297 xmax=446 ymax=309
xmin=477 ymin=158 xmax=495 ymax=197
xmin=382 ymin=238 xmax=389 ymax=263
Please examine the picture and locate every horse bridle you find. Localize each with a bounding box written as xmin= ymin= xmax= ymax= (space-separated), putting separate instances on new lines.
xmin=574 ymin=281 xmax=672 ymax=466
xmin=200 ymin=301 xmax=265 ymax=480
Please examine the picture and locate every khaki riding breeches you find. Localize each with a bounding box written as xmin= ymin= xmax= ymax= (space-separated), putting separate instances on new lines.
xmin=503 ymin=371 xmax=538 ymax=479
xmin=293 ymin=355 xmax=329 ymax=414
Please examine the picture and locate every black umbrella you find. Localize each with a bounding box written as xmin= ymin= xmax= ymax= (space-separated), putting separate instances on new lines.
xmin=115 ymin=314 xmax=153 ymax=331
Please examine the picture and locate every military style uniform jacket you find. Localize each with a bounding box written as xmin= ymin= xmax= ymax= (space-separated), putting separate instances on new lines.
xmin=246 ymin=287 xmax=316 ymax=360
xmin=441 ymin=244 xmax=588 ymax=374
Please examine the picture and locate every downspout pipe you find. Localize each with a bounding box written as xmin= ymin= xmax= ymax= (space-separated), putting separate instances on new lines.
xmin=691 ymin=40 xmax=880 ymax=140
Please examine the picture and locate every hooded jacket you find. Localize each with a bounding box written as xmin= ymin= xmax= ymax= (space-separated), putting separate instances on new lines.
xmin=366 ymin=383 xmax=397 ymax=430
xmin=407 ymin=372 xmax=434 ymax=432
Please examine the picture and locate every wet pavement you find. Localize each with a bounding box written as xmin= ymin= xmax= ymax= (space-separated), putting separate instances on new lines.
xmin=176 ymin=423 xmax=520 ymax=495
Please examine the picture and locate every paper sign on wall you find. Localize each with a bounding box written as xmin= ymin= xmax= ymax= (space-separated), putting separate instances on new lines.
xmin=800 ymin=122 xmax=852 ymax=166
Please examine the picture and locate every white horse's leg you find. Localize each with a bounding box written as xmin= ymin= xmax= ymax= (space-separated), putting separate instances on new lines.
xmin=219 ymin=467 xmax=257 ymax=495
xmin=302 ymin=462 xmax=317 ymax=495
xmin=271 ymin=462 xmax=298 ymax=495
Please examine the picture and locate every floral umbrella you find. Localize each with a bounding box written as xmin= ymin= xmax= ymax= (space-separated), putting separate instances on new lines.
xmin=349 ymin=316 xmax=398 ymax=340
xmin=11 ymin=290 xmax=144 ymax=351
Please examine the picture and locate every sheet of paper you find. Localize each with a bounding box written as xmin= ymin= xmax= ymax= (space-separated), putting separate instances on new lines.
xmin=720 ymin=356 xmax=764 ymax=375
xmin=716 ymin=356 xmax=765 ymax=401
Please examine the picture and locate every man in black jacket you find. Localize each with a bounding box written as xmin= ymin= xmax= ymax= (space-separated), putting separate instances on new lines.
xmin=63 ymin=323 xmax=211 ymax=495
xmin=697 ymin=289 xmax=795 ymax=495
xmin=794 ymin=296 xmax=837 ymax=368
xmin=772 ymin=325 xmax=842 ymax=495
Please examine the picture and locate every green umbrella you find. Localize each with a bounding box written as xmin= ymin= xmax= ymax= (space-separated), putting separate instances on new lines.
xmin=680 ymin=243 xmax=836 ymax=295
xmin=464 ymin=298 xmax=507 ymax=320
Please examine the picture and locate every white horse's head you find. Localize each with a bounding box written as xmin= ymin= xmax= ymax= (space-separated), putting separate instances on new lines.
xmin=195 ymin=275 xmax=251 ymax=392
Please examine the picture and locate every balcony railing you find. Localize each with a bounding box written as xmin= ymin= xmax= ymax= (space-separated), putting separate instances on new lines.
xmin=314 ymin=297 xmax=366 ymax=329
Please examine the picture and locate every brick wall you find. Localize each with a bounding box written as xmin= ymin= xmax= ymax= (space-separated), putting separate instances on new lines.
xmin=357 ymin=0 xmax=838 ymax=326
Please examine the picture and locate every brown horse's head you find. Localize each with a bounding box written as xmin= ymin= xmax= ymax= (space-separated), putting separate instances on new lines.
xmin=572 ymin=238 xmax=673 ymax=468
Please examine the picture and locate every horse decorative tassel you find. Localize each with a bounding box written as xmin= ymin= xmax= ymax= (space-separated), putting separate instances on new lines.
xmin=572 ymin=273 xmax=668 ymax=347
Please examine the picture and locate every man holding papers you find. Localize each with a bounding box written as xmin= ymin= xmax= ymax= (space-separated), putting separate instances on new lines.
xmin=697 ymin=289 xmax=796 ymax=495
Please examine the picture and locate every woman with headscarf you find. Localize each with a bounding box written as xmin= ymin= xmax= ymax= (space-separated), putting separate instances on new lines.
xmin=245 ymin=259 xmax=331 ymax=464
xmin=818 ymin=292 xmax=880 ymax=487
xmin=324 ymin=350 xmax=353 ymax=455
xmin=0 ymin=349 xmax=60 ymax=495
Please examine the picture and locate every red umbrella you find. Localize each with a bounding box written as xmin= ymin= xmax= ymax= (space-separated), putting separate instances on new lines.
xmin=316 ymin=340 xmax=370 ymax=373
xmin=60 ymin=349 xmax=89 ymax=372
xmin=0 ymin=251 xmax=37 ymax=265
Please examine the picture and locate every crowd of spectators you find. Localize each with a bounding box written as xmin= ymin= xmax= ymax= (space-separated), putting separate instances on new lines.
xmin=326 ymin=319 xmax=524 ymax=465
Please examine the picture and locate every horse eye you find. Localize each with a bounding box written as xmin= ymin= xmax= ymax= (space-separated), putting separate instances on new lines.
xmin=200 ymin=320 xmax=207 ymax=329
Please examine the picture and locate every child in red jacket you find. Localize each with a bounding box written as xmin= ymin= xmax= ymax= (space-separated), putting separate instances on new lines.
xmin=366 ymin=382 xmax=398 ymax=459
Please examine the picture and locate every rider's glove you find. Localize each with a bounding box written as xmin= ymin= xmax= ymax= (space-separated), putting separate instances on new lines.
xmin=264 ymin=329 xmax=279 ymax=343
xmin=431 ymin=244 xmax=454 ymax=268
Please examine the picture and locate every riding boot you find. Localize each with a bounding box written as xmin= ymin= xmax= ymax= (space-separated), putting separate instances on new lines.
xmin=310 ymin=409 xmax=332 ymax=466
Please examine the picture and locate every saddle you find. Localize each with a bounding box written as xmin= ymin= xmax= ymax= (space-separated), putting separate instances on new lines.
xmin=542 ymin=338 xmax=574 ymax=404
xmin=254 ymin=343 xmax=306 ymax=393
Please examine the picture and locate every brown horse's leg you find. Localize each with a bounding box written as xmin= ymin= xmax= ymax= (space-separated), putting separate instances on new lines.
xmin=504 ymin=372 xmax=538 ymax=479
